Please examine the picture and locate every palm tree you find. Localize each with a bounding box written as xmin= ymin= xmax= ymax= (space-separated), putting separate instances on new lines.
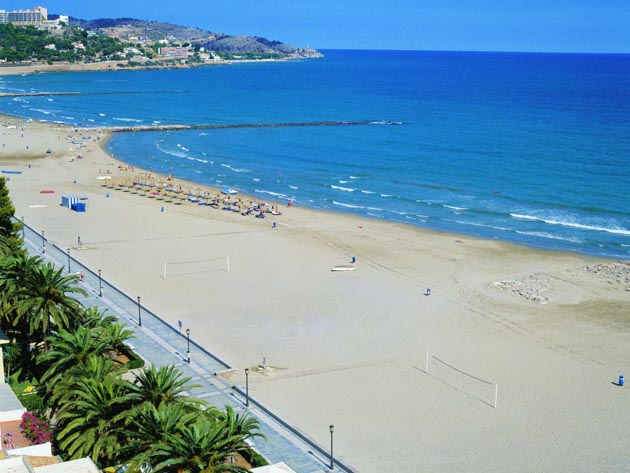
xmin=0 ymin=254 xmax=42 ymax=325
xmin=135 ymin=415 xmax=251 ymax=473
xmin=212 ymin=405 xmax=265 ymax=456
xmin=122 ymin=401 xmax=198 ymax=467
xmin=96 ymin=320 xmax=135 ymax=356
xmin=49 ymin=355 xmax=119 ymax=415
xmin=130 ymin=365 xmax=203 ymax=408
xmin=55 ymin=371 xmax=135 ymax=466
xmin=0 ymin=255 xmax=44 ymax=378
xmin=11 ymin=261 xmax=87 ymax=346
xmin=77 ymin=306 xmax=118 ymax=330
xmin=37 ymin=326 xmax=111 ymax=386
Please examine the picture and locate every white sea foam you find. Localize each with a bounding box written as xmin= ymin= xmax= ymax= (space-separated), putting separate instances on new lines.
xmin=252 ymin=178 xmax=260 ymax=182
xmin=444 ymin=205 xmax=469 ymax=211
xmin=333 ymin=201 xmax=364 ymax=209
xmin=361 ymin=190 xmax=375 ymax=194
xmin=186 ymin=157 xmax=209 ymax=164
xmin=289 ymin=185 xmax=299 ymax=190
xmin=380 ymin=194 xmax=392 ymax=198
xmin=331 ymin=185 xmax=355 ymax=192
xmin=510 ymin=213 xmax=538 ymax=221
xmin=339 ymin=180 xmax=350 ymax=184
xmin=515 ymin=231 xmax=582 ymax=243
xmin=113 ymin=117 xmax=142 ymax=123
xmin=510 ymin=213 xmax=630 ymax=236
xmin=30 ymin=108 xmax=54 ymax=115
xmin=99 ymin=113 xmax=106 ymax=117
xmin=221 ymin=163 xmax=250 ymax=173
xmin=349 ymin=176 xmax=360 ymax=180
xmin=156 ymin=141 xmax=187 ymax=158
xmin=255 ymin=189 xmax=289 ymax=199
xmin=444 ymin=219 xmax=510 ymax=232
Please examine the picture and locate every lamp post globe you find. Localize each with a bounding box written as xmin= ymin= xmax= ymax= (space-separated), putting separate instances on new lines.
xmin=329 ymin=424 xmax=334 ymax=470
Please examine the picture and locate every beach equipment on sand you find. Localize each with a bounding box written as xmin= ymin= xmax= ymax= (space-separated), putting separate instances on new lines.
xmin=61 ymin=195 xmax=89 ymax=212
xmin=1 ymin=170 xmax=22 ymax=174
xmin=619 ymin=375 xmax=624 ymax=386
xmin=40 ymin=190 xmax=55 ymax=194
xmin=221 ymin=186 xmax=238 ymax=195
xmin=331 ymin=265 xmax=356 ymax=272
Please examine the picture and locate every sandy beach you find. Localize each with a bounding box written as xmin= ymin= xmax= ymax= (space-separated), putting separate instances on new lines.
xmin=2 ymin=117 xmax=630 ymax=472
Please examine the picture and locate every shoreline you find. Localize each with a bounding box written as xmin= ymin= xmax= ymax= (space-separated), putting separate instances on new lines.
xmin=0 ymin=53 xmax=318 ymax=76
xmin=2 ymin=118 xmax=630 ymax=472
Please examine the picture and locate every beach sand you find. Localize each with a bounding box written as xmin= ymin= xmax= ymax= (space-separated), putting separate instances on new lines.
xmin=2 ymin=118 xmax=630 ymax=472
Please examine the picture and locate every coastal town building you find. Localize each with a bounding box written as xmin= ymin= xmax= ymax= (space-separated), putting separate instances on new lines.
xmin=158 ymin=46 xmax=189 ymax=59
xmin=0 ymin=6 xmax=48 ymax=27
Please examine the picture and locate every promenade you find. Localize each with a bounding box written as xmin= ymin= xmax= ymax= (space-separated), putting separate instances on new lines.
xmin=19 ymin=219 xmax=354 ymax=473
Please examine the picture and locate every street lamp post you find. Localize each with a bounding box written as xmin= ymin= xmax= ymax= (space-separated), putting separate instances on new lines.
xmin=67 ymin=248 xmax=71 ymax=273
xmin=186 ymin=328 xmax=190 ymax=363
xmin=98 ymin=269 xmax=102 ymax=297
xmin=245 ymin=368 xmax=250 ymax=407
xmin=137 ymin=296 xmax=142 ymax=326
xmin=329 ymin=424 xmax=334 ymax=470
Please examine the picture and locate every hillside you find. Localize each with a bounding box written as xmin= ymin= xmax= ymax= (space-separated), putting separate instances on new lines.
xmin=65 ymin=16 xmax=322 ymax=58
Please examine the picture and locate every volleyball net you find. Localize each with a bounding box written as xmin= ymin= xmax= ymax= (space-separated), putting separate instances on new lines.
xmin=424 ymin=350 xmax=498 ymax=408
xmin=162 ymin=256 xmax=230 ymax=279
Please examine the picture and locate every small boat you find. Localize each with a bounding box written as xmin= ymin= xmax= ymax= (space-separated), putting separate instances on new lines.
xmin=221 ymin=187 xmax=238 ymax=195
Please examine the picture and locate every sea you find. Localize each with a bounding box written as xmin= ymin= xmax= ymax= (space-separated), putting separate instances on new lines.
xmin=1 ymin=50 xmax=629 ymax=259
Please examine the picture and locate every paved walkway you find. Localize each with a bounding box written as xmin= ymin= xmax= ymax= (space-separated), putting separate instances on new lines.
xmin=20 ymin=226 xmax=351 ymax=473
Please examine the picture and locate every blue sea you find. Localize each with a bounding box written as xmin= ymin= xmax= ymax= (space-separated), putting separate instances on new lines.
xmin=1 ymin=50 xmax=629 ymax=258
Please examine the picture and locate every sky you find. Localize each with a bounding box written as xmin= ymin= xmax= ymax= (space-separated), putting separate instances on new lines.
xmin=8 ymin=1 xmax=630 ymax=53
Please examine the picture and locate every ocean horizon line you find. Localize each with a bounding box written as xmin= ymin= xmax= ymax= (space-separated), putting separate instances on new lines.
xmin=317 ymin=48 xmax=630 ymax=56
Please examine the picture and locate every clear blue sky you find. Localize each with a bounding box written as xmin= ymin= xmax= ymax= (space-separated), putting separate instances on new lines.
xmin=10 ymin=0 xmax=630 ymax=53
